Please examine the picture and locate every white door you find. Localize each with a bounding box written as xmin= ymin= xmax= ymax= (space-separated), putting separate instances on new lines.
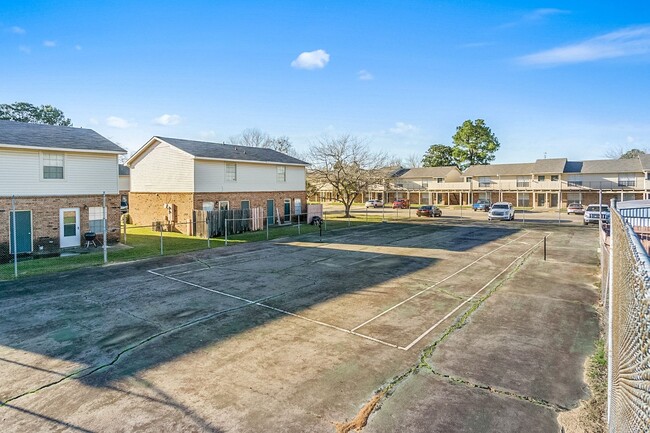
xmin=60 ymin=208 xmax=80 ymax=248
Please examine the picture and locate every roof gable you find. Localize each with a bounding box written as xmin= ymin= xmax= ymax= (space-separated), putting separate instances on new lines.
xmin=0 ymin=119 xmax=125 ymax=153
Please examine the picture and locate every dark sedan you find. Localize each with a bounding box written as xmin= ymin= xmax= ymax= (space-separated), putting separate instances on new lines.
xmin=416 ymin=205 xmax=442 ymax=217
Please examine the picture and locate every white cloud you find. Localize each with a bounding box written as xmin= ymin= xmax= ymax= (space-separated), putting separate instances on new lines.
xmin=291 ymin=49 xmax=330 ymax=70
xmin=389 ymin=122 xmax=418 ymax=135
xmin=106 ymin=116 xmax=136 ymax=129
xmin=9 ymin=26 xmax=25 ymax=34
xmin=520 ymin=25 xmax=650 ymax=66
xmin=524 ymin=8 xmax=569 ymax=21
xmin=358 ymin=70 xmax=374 ymax=80
xmin=75 ymin=45 xmax=82 ymax=51
xmin=88 ymin=117 xmax=99 ymax=125
xmin=154 ymin=114 xmax=181 ymax=126
xmin=43 ymin=40 xmax=56 ymax=47
xmin=18 ymin=45 xmax=30 ymax=54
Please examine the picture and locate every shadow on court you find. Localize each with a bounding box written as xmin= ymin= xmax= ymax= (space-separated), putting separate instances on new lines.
xmin=0 ymin=221 xmax=528 ymax=431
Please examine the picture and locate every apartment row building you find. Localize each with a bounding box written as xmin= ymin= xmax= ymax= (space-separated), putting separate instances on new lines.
xmin=311 ymin=156 xmax=650 ymax=208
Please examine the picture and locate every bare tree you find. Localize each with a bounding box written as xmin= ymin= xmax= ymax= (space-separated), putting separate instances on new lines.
xmin=229 ymin=128 xmax=296 ymax=155
xmin=308 ymin=135 xmax=387 ymax=218
xmin=404 ymin=153 xmax=423 ymax=168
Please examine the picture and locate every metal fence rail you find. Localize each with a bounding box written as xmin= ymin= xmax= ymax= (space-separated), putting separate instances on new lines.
xmin=605 ymin=206 xmax=650 ymax=432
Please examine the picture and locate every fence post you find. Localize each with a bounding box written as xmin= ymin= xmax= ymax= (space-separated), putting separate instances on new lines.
xmin=298 ymin=213 xmax=301 ymax=235
xmin=225 ymin=218 xmax=228 ymax=246
xmin=324 ymin=211 xmax=327 ymax=231
xmin=606 ymin=200 xmax=615 ymax=426
xmin=102 ymin=191 xmax=107 ymax=264
xmin=543 ymin=235 xmax=547 ymax=260
xmin=348 ymin=212 xmax=350 ymax=227
xmin=160 ymin=222 xmax=164 ymax=255
xmin=123 ymin=218 xmax=127 ymax=244
xmin=11 ymin=195 xmax=18 ymax=278
xmin=266 ymin=212 xmax=269 ymax=240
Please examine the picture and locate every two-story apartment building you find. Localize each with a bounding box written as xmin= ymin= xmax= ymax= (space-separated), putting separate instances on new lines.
xmin=0 ymin=120 xmax=126 ymax=256
xmin=385 ymin=166 xmax=464 ymax=205
xmin=127 ymin=137 xmax=308 ymax=233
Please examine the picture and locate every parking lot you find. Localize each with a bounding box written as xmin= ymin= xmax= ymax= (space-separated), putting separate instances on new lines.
xmin=0 ymin=219 xmax=600 ymax=432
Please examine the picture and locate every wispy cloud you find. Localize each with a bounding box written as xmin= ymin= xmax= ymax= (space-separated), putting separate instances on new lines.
xmin=519 ymin=25 xmax=650 ymax=66
xmin=75 ymin=44 xmax=82 ymax=51
xmin=106 ymin=116 xmax=136 ymax=129
xmin=501 ymin=8 xmax=569 ymax=28
xmin=154 ymin=114 xmax=181 ymax=126
xmin=358 ymin=70 xmax=373 ymax=80
xmin=9 ymin=26 xmax=26 ymax=34
xmin=18 ymin=45 xmax=31 ymax=54
xmin=43 ymin=40 xmax=56 ymax=47
xmin=291 ymin=49 xmax=330 ymax=70
xmin=389 ymin=122 xmax=418 ymax=135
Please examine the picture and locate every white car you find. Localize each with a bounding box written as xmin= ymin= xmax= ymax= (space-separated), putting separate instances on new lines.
xmin=583 ymin=204 xmax=610 ymax=225
xmin=488 ymin=202 xmax=515 ymax=221
xmin=365 ymin=199 xmax=384 ymax=208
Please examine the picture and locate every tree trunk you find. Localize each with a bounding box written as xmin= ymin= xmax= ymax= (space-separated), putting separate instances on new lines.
xmin=344 ymin=203 xmax=352 ymax=218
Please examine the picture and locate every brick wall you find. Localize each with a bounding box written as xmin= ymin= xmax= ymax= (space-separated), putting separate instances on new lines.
xmin=127 ymin=192 xmax=194 ymax=234
xmin=0 ymin=194 xmax=121 ymax=256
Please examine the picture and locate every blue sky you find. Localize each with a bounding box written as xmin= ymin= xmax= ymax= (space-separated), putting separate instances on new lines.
xmin=1 ymin=1 xmax=649 ymax=164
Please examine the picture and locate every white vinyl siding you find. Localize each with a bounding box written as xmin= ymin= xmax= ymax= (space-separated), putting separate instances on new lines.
xmin=0 ymin=148 xmax=120 ymax=196
xmin=129 ymin=141 xmax=194 ymax=192
xmin=118 ymin=175 xmax=130 ymax=191
xmin=194 ymin=160 xmax=305 ymax=193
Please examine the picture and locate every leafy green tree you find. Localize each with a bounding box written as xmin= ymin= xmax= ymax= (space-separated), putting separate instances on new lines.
xmin=451 ymin=119 xmax=499 ymax=170
xmin=0 ymin=102 xmax=72 ymax=126
xmin=422 ymin=144 xmax=459 ymax=168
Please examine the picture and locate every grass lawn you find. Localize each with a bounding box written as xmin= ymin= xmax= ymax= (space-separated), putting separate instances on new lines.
xmin=0 ymin=218 xmax=376 ymax=280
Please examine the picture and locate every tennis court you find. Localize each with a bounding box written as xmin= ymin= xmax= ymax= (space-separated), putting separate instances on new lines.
xmin=0 ymin=220 xmax=597 ymax=433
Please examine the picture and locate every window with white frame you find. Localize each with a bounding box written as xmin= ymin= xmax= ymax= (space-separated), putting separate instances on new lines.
xmin=277 ymin=165 xmax=287 ymax=182
xmin=42 ymin=153 xmax=64 ymax=179
xmin=537 ymin=175 xmax=545 ymax=182
xmin=421 ymin=179 xmax=429 ymax=188
xmin=618 ymin=173 xmax=636 ymax=187
xmin=225 ymin=163 xmax=237 ymax=181
xmin=478 ymin=177 xmax=491 ymax=187
xmin=516 ymin=176 xmax=530 ymax=188
xmin=517 ymin=193 xmax=531 ymax=207
xmin=551 ymin=175 xmax=559 ymax=181
xmin=436 ymin=177 xmax=444 ymax=183
xmin=623 ymin=193 xmax=636 ymax=201
xmin=88 ymin=206 xmax=105 ymax=233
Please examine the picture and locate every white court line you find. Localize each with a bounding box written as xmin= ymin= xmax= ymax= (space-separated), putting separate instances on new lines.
xmin=399 ymin=235 xmax=548 ymax=351
xmin=350 ymin=231 xmax=532 ymax=332
xmin=147 ymin=270 xmax=400 ymax=349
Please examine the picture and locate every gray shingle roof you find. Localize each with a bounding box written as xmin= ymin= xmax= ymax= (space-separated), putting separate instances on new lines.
xmin=532 ymin=158 xmax=567 ymax=174
xmin=157 ymin=137 xmax=308 ymax=165
xmin=565 ymin=158 xmax=641 ymax=173
xmin=464 ymin=163 xmax=536 ymax=177
xmin=0 ymin=119 xmax=125 ymax=153
xmin=397 ymin=166 xmax=460 ymax=178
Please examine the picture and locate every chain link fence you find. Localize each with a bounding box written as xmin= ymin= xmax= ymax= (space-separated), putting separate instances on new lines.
xmin=601 ymin=204 xmax=650 ymax=432
xmin=0 ymin=202 xmax=370 ymax=281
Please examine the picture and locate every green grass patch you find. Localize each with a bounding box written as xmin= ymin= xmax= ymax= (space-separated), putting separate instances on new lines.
xmin=0 ymin=219 xmax=377 ymax=280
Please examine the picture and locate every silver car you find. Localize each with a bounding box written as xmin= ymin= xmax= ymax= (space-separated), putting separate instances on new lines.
xmin=488 ymin=202 xmax=515 ymax=221
xmin=583 ymin=204 xmax=610 ymax=225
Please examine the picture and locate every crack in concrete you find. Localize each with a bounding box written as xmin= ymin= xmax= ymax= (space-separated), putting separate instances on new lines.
xmin=420 ymin=363 xmax=569 ymax=412
xmin=344 ymin=240 xmax=541 ymax=430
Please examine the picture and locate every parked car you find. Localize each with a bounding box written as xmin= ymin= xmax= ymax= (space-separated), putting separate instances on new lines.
xmin=365 ymin=199 xmax=384 ymax=208
xmin=567 ymin=203 xmax=585 ymax=215
xmin=393 ymin=198 xmax=409 ymax=209
xmin=488 ymin=202 xmax=515 ymax=221
xmin=472 ymin=199 xmax=491 ymax=212
xmin=416 ymin=205 xmax=442 ymax=217
xmin=583 ymin=204 xmax=610 ymax=225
